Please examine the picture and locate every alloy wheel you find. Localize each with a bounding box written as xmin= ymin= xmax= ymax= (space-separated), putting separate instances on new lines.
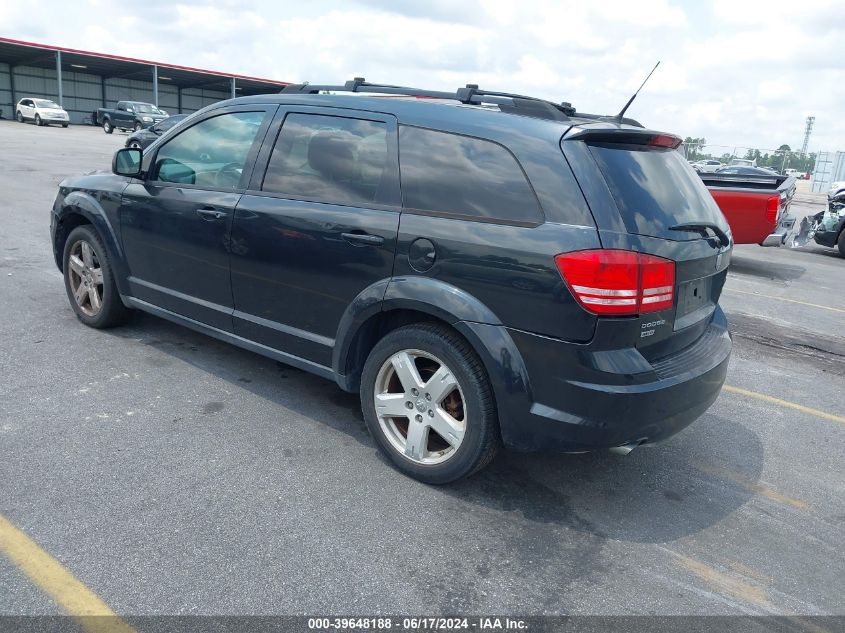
xmin=373 ymin=349 xmax=467 ymax=465
xmin=67 ymin=240 xmax=104 ymax=317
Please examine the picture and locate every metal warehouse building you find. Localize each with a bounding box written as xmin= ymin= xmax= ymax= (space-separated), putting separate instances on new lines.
xmin=0 ymin=37 xmax=289 ymax=124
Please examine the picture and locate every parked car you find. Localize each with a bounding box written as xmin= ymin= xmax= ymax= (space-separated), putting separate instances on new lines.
xmin=693 ymin=159 xmax=723 ymax=173
xmin=96 ymin=101 xmax=168 ymax=134
xmin=729 ymin=158 xmax=757 ymax=167
xmin=50 ymin=80 xmax=732 ymax=483
xmin=793 ymin=192 xmax=845 ymax=256
xmin=828 ymin=181 xmax=845 ymax=201
xmin=15 ymin=98 xmax=69 ymax=127
xmin=125 ymin=114 xmax=188 ymax=150
xmin=715 ymin=166 xmax=781 ymax=177
xmin=700 ymin=170 xmax=796 ymax=245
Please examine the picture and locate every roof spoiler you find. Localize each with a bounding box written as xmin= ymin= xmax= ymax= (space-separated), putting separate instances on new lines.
xmin=563 ymin=128 xmax=680 ymax=148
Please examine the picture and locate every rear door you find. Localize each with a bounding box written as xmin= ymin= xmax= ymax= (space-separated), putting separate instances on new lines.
xmin=229 ymin=107 xmax=401 ymax=366
xmin=561 ymin=128 xmax=732 ymax=358
xmin=20 ymin=99 xmax=34 ymax=118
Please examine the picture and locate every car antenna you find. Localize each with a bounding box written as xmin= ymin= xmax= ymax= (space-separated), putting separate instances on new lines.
xmin=615 ymin=61 xmax=660 ymax=123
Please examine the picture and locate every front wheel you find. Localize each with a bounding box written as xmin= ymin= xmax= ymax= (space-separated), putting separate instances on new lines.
xmin=62 ymin=123 xmax=68 ymax=128
xmin=103 ymin=119 xmax=113 ymax=134
xmin=63 ymin=225 xmax=130 ymax=328
xmin=16 ymin=111 xmax=24 ymax=123
xmin=129 ymin=141 xmax=142 ymax=149
xmin=35 ymin=114 xmax=42 ymax=126
xmin=360 ymin=323 xmax=500 ymax=484
xmin=133 ymin=121 xmax=142 ymax=132
xmin=838 ymin=230 xmax=845 ymax=258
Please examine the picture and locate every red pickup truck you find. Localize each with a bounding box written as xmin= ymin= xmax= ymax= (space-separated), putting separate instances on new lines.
xmin=699 ymin=172 xmax=796 ymax=246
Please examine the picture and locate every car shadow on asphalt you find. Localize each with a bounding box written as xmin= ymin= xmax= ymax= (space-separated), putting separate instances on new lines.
xmin=729 ymin=254 xmax=807 ymax=282
xmin=108 ymin=313 xmax=763 ymax=545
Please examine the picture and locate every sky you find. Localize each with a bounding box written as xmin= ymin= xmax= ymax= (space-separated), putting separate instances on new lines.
xmin=2 ymin=0 xmax=843 ymax=153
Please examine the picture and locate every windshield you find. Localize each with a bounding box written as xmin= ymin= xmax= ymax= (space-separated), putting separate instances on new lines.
xmin=135 ymin=104 xmax=163 ymax=114
xmin=589 ymin=144 xmax=729 ymax=241
xmin=34 ymin=99 xmax=61 ymax=109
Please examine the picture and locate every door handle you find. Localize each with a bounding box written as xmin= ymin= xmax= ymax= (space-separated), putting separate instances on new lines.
xmin=342 ymin=232 xmax=384 ymax=246
xmin=197 ymin=207 xmax=227 ymax=221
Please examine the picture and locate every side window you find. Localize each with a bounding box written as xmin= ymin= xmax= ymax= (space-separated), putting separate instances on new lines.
xmin=398 ymin=126 xmax=542 ymax=224
xmin=262 ymin=113 xmax=392 ymax=206
xmin=152 ymin=111 xmax=266 ymax=189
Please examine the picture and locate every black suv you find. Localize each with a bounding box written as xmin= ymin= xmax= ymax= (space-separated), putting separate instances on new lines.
xmin=51 ymin=79 xmax=732 ymax=483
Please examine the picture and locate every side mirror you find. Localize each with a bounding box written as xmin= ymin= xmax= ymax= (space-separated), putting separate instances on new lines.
xmin=113 ymin=148 xmax=143 ymax=177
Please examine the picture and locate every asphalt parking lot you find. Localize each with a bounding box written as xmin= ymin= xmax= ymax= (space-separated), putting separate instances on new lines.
xmin=1 ymin=120 xmax=843 ymax=619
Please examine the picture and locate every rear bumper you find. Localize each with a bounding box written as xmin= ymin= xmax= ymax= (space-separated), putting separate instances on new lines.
xmin=760 ymin=217 xmax=795 ymax=247
xmin=491 ymin=308 xmax=731 ymax=452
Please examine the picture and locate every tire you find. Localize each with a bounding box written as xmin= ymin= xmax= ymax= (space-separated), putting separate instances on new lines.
xmin=103 ymin=119 xmax=113 ymax=134
xmin=133 ymin=121 xmax=142 ymax=132
xmin=360 ymin=323 xmax=500 ymax=484
xmin=129 ymin=141 xmax=142 ymax=149
xmin=16 ymin=110 xmax=24 ymax=123
xmin=62 ymin=225 xmax=130 ymax=329
xmin=62 ymin=123 xmax=68 ymax=128
xmin=35 ymin=114 xmax=42 ymax=126
xmin=838 ymin=230 xmax=845 ymax=258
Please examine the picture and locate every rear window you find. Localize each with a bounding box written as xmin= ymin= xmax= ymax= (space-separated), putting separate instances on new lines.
xmin=589 ymin=144 xmax=729 ymax=240
xmin=399 ymin=126 xmax=542 ymax=224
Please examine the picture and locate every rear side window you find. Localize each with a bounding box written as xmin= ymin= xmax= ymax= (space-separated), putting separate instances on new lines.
xmin=262 ymin=113 xmax=392 ymax=206
xmin=399 ymin=126 xmax=542 ymax=224
xmin=589 ymin=144 xmax=729 ymax=240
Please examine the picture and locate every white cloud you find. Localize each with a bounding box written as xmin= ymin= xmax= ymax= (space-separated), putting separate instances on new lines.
xmin=2 ymin=0 xmax=843 ymax=150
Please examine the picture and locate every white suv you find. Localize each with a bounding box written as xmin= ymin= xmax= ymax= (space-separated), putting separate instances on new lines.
xmin=15 ymin=98 xmax=70 ymax=127
xmin=693 ymin=159 xmax=724 ymax=173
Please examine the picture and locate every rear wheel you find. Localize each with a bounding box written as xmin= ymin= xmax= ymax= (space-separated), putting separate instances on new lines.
xmin=103 ymin=119 xmax=113 ymax=134
xmin=16 ymin=111 xmax=24 ymax=123
xmin=63 ymin=225 xmax=130 ymax=328
xmin=360 ymin=323 xmax=499 ymax=484
xmin=35 ymin=114 xmax=42 ymax=126
xmin=837 ymin=230 xmax=845 ymax=258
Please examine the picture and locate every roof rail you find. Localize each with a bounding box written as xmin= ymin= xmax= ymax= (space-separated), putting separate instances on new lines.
xmin=280 ymin=77 xmax=578 ymax=122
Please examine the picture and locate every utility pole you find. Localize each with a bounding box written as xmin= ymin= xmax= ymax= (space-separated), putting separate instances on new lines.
xmin=801 ymin=116 xmax=815 ymax=156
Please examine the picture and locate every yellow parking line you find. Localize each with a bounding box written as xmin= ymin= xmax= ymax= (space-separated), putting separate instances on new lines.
xmin=670 ymin=551 xmax=772 ymax=608
xmin=724 ymin=287 xmax=845 ymax=313
xmin=723 ymin=385 xmax=845 ymax=425
xmin=0 ymin=513 xmax=136 ymax=633
xmin=690 ymin=459 xmax=809 ymax=510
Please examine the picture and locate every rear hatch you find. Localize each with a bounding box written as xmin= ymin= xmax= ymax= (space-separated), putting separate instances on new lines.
xmin=559 ymin=126 xmax=732 ymax=359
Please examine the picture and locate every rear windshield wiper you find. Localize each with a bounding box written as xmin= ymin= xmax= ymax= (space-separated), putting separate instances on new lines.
xmin=669 ymin=222 xmax=731 ymax=248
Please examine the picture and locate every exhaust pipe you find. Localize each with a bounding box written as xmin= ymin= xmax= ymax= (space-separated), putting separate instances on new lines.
xmin=609 ymin=443 xmax=637 ymax=455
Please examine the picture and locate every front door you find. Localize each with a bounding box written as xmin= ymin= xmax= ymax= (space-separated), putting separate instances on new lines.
xmin=230 ymin=108 xmax=401 ymax=366
xmin=120 ymin=106 xmax=274 ymax=330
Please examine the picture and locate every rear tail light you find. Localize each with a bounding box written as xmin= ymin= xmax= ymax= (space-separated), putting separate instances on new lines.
xmin=647 ymin=134 xmax=683 ymax=149
xmin=555 ymin=249 xmax=675 ymax=316
xmin=765 ymin=195 xmax=780 ymax=225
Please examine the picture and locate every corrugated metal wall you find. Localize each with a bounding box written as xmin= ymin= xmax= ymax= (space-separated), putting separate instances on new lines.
xmin=0 ymin=62 xmax=13 ymax=119
xmin=811 ymin=151 xmax=845 ymax=193
xmin=0 ymin=64 xmax=230 ymax=124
